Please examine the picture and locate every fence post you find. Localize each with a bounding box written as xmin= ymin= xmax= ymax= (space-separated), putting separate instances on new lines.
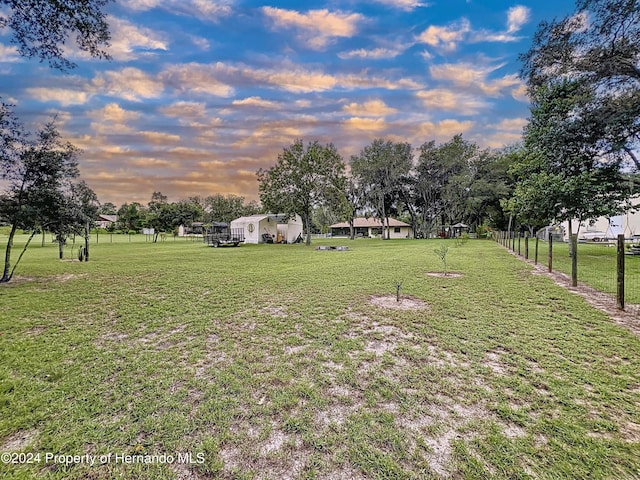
xmin=535 ymin=236 xmax=539 ymax=265
xmin=617 ymin=234 xmax=625 ymax=310
xmin=517 ymin=233 xmax=521 ymax=256
xmin=525 ymin=232 xmax=529 ymax=260
xmin=548 ymin=232 xmax=553 ymax=272
xmin=571 ymin=234 xmax=578 ymax=287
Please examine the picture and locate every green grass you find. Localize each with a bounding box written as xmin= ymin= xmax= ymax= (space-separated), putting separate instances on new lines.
xmin=1 ymin=237 xmax=639 ymax=479
xmin=523 ymin=239 xmax=640 ymax=305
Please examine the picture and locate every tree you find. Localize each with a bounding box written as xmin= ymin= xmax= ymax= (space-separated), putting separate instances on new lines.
xmin=257 ymin=139 xmax=347 ymax=246
xmin=520 ymin=0 xmax=640 ymax=170
xmin=350 ymin=139 xmax=412 ymax=239
xmin=70 ymin=181 xmax=99 ymax=261
xmin=507 ymin=80 xmax=631 ymax=247
xmin=116 ymin=202 xmax=144 ymax=232
xmin=99 ymin=202 xmax=117 ymax=215
xmin=0 ymin=0 xmax=112 ymax=71
xmin=205 ymin=194 xmax=253 ymax=224
xmin=1 ymin=110 xmax=80 ymax=282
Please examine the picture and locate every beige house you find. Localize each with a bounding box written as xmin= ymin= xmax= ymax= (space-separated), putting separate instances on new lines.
xmin=330 ymin=217 xmax=413 ymax=239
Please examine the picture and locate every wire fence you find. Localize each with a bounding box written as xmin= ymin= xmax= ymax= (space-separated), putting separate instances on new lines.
xmin=494 ymin=231 xmax=640 ymax=317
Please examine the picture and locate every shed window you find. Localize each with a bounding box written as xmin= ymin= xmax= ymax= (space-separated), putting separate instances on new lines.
xmin=394 ymin=227 xmax=401 ymax=233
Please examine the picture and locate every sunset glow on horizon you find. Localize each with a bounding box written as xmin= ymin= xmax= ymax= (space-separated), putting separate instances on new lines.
xmin=0 ymin=0 xmax=576 ymax=207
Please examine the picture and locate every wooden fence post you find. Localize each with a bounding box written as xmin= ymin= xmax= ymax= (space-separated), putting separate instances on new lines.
xmin=535 ymin=236 xmax=539 ymax=264
xmin=517 ymin=233 xmax=521 ymax=256
xmin=571 ymin=234 xmax=578 ymax=287
xmin=548 ymin=232 xmax=553 ymax=272
xmin=617 ymin=234 xmax=625 ymax=310
xmin=525 ymin=232 xmax=529 ymax=260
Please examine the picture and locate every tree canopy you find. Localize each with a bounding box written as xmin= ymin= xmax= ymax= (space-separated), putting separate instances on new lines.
xmin=0 ymin=0 xmax=112 ymax=71
xmin=0 ymin=110 xmax=80 ymax=282
xmin=257 ymin=139 xmax=347 ymax=245
xmin=520 ymin=0 xmax=640 ymax=170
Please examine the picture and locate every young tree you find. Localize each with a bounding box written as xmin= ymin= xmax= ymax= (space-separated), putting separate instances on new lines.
xmin=350 ymin=139 xmax=412 ymax=239
xmin=521 ymin=0 xmax=640 ymax=170
xmin=257 ymin=139 xmax=347 ymax=246
xmin=0 ymin=0 xmax=112 ymax=71
xmin=0 ymin=111 xmax=80 ymax=282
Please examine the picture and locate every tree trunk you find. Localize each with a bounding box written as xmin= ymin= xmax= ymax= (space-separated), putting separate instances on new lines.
xmin=84 ymin=220 xmax=90 ymax=262
xmin=58 ymin=239 xmax=64 ymax=259
xmin=349 ymin=218 xmax=354 ymax=240
xmin=1 ymin=224 xmax=18 ymax=282
xmin=41 ymin=229 xmax=46 ymax=247
xmin=3 ymin=229 xmax=37 ymax=283
xmin=305 ymin=214 xmax=312 ymax=246
xmin=567 ymin=220 xmax=573 ymax=257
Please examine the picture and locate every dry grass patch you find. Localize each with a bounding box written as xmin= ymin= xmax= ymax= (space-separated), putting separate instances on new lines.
xmin=368 ymin=294 xmax=430 ymax=310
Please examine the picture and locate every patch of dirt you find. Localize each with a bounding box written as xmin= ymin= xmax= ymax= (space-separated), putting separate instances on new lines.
xmin=1 ymin=429 xmax=38 ymax=452
xmin=368 ymin=295 xmax=430 ymax=310
xmin=425 ymin=272 xmax=464 ymax=278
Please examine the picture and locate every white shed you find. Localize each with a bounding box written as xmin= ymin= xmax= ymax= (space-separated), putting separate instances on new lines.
xmin=275 ymin=214 xmax=304 ymax=243
xmin=231 ymin=215 xmax=278 ymax=244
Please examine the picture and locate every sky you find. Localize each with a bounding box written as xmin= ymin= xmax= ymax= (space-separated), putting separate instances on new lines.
xmin=0 ymin=0 xmax=578 ymax=207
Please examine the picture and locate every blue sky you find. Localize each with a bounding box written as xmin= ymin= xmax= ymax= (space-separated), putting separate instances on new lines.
xmin=0 ymin=0 xmax=576 ymax=206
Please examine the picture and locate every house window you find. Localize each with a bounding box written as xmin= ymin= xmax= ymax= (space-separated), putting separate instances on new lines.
xmin=394 ymin=227 xmax=401 ymax=233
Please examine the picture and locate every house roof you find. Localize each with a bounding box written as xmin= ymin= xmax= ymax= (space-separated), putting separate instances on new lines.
xmin=97 ymin=214 xmax=117 ymax=222
xmin=330 ymin=217 xmax=411 ymax=228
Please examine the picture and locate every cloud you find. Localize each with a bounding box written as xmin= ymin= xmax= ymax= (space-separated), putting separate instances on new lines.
xmin=342 ymin=99 xmax=397 ymax=116
xmin=207 ymin=60 xmax=422 ymax=93
xmin=416 ymin=19 xmax=471 ymax=51
xmin=160 ymin=64 xmax=235 ymax=97
xmin=481 ymin=117 xmax=527 ymax=147
xmin=338 ymin=47 xmax=404 ymax=60
xmin=88 ymin=103 xmax=141 ymax=133
xmin=107 ymin=17 xmax=168 ymax=60
xmin=140 ymin=131 xmax=182 ymax=145
xmin=0 ymin=43 xmax=21 ymax=62
xmin=416 ymin=89 xmax=488 ymax=114
xmin=429 ymin=62 xmax=520 ymax=97
xmin=344 ymin=117 xmax=387 ymax=132
xmin=261 ymin=7 xmax=363 ymax=49
xmin=507 ymin=6 xmax=530 ymax=33
xmin=93 ymin=68 xmax=164 ymax=101
xmin=369 ymin=0 xmax=430 ymax=11
xmin=26 ymin=87 xmax=91 ymax=106
xmin=123 ymin=0 xmax=233 ymax=22
xmin=232 ymin=97 xmax=278 ymax=108
xmin=159 ymin=101 xmax=207 ymax=119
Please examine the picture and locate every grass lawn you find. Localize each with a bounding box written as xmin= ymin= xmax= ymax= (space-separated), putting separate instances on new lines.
xmin=1 ymin=236 xmax=639 ymax=479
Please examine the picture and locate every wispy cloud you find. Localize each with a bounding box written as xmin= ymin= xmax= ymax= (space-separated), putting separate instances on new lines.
xmin=123 ymin=0 xmax=233 ymax=22
xmin=342 ymin=99 xmax=397 ymax=116
xmin=107 ymin=17 xmax=168 ymax=60
xmin=429 ymin=62 xmax=520 ymax=96
xmin=415 ymin=19 xmax=471 ymax=51
xmin=416 ymin=89 xmax=488 ymax=114
xmin=507 ymin=5 xmax=530 ymax=33
xmin=232 ymin=97 xmax=278 ymax=108
xmin=26 ymin=87 xmax=91 ymax=106
xmin=0 ymin=43 xmax=21 ymax=63
xmin=338 ymin=46 xmax=405 ymax=60
xmin=261 ymin=7 xmax=364 ymax=49
xmin=368 ymin=0 xmax=430 ymax=11
xmin=93 ymin=68 xmax=165 ymax=101
xmin=160 ymin=64 xmax=235 ymax=97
